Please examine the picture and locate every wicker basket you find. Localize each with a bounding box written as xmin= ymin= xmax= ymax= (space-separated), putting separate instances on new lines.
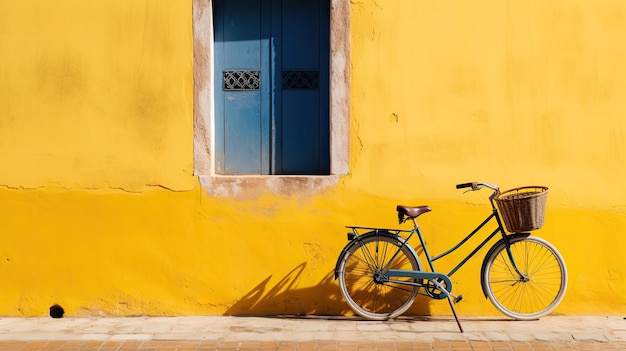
xmin=494 ymin=186 xmax=548 ymax=233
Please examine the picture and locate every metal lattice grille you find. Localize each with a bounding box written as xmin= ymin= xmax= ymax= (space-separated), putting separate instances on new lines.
xmin=223 ymin=71 xmax=261 ymax=91
xmin=282 ymin=71 xmax=319 ymax=89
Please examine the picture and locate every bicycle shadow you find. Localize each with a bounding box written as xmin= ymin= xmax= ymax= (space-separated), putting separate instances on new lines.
xmin=223 ymin=262 xmax=431 ymax=317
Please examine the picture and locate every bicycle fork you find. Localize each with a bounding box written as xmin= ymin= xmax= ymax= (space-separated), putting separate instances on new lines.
xmin=503 ymin=236 xmax=530 ymax=282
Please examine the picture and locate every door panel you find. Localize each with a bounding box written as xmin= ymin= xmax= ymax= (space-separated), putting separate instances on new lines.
xmin=281 ymin=91 xmax=321 ymax=173
xmin=224 ymin=91 xmax=262 ymax=174
xmin=281 ymin=0 xmax=320 ymax=69
xmin=214 ymin=0 xmax=270 ymax=174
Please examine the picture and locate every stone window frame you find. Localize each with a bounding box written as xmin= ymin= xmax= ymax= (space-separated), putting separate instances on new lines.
xmin=192 ymin=0 xmax=349 ymax=197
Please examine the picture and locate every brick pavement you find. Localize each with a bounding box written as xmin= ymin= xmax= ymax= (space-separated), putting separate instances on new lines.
xmin=0 ymin=316 xmax=625 ymax=350
xmin=1 ymin=340 xmax=625 ymax=350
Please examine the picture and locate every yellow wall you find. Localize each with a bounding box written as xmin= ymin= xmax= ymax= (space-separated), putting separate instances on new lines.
xmin=0 ymin=0 xmax=625 ymax=317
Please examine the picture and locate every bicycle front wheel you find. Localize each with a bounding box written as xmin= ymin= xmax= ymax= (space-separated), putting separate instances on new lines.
xmin=337 ymin=233 xmax=421 ymax=320
xmin=483 ymin=235 xmax=567 ymax=320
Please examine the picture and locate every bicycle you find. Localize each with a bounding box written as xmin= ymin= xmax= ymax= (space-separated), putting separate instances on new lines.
xmin=334 ymin=182 xmax=567 ymax=332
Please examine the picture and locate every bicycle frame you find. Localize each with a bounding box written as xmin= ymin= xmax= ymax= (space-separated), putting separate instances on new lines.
xmin=341 ymin=194 xmax=529 ymax=288
xmin=428 ymin=209 xmax=505 ymax=277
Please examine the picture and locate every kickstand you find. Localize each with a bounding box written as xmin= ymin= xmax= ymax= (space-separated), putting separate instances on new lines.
xmin=447 ymin=295 xmax=464 ymax=333
xmin=429 ymin=279 xmax=464 ymax=333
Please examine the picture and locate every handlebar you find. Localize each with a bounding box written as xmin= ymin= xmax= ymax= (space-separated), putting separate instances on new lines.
xmin=456 ymin=183 xmax=474 ymax=189
xmin=456 ymin=182 xmax=500 ymax=197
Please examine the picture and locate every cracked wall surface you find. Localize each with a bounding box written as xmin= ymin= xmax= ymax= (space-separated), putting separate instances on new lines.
xmin=0 ymin=1 xmax=195 ymax=193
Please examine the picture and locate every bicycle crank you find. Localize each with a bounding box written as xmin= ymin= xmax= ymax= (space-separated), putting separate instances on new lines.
xmin=428 ymin=277 xmax=463 ymax=303
xmin=387 ymin=269 xmax=464 ymax=332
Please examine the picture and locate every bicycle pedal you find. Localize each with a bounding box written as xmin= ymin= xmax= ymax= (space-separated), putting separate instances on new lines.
xmin=454 ymin=295 xmax=463 ymax=304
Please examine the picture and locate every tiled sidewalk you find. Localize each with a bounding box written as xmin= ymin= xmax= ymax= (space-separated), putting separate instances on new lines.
xmin=1 ymin=340 xmax=625 ymax=350
xmin=0 ymin=316 xmax=625 ymax=350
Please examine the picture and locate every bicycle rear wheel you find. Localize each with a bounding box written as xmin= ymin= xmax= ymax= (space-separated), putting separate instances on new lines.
xmin=483 ymin=235 xmax=567 ymax=320
xmin=337 ymin=233 xmax=421 ymax=320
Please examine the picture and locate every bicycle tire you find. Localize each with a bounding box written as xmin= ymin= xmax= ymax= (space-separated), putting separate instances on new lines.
xmin=482 ymin=235 xmax=567 ymax=320
xmin=337 ymin=232 xmax=421 ymax=320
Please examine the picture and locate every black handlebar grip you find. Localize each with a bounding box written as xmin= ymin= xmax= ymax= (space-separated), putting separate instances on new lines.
xmin=456 ymin=183 xmax=473 ymax=189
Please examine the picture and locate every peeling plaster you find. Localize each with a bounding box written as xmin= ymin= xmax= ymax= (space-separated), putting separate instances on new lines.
xmin=0 ymin=183 xmax=192 ymax=193
xmin=199 ymin=175 xmax=340 ymax=199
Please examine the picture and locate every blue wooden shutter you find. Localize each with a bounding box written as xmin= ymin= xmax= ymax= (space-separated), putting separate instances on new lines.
xmin=214 ymin=0 xmax=270 ymax=174
xmin=214 ymin=0 xmax=329 ymax=175
xmin=275 ymin=0 xmax=330 ymax=174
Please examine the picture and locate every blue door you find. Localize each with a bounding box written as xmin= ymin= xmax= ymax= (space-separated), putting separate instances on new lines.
xmin=213 ymin=0 xmax=330 ymax=175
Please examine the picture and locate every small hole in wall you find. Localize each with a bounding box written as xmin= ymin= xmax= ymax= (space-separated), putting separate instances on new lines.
xmin=49 ymin=304 xmax=64 ymax=318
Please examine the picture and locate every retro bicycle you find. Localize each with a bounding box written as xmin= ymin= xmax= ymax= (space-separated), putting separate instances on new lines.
xmin=334 ymin=182 xmax=567 ymax=332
